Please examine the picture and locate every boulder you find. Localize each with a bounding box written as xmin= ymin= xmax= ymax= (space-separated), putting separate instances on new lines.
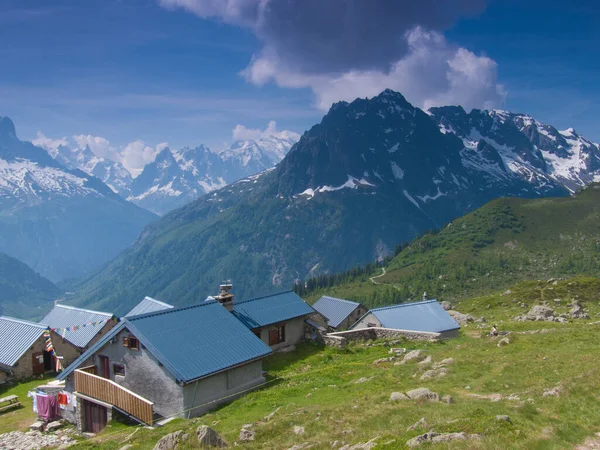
xmin=497 ymin=338 xmax=510 ymax=347
xmin=405 ymin=388 xmax=440 ymax=402
xmin=239 ymin=424 xmax=255 ymax=442
xmin=417 ymin=356 xmax=432 ymax=367
xmin=390 ymin=392 xmax=409 ymax=401
xmin=153 ymin=430 xmax=188 ymax=450
xmin=526 ymin=305 xmax=555 ymax=321
xmin=569 ymin=303 xmax=589 ymax=319
xmin=407 ymin=417 xmax=427 ymax=431
xmin=400 ymin=350 xmax=425 ymax=364
xmin=433 ymin=358 xmax=455 ymax=368
xmin=496 ymin=415 xmax=511 ymax=423
xmin=29 ymin=421 xmax=44 ymax=431
xmin=373 ymin=357 xmax=395 ymax=365
xmin=294 ymin=426 xmax=305 ymax=435
xmin=406 ymin=432 xmax=440 ymax=448
xmin=196 ymin=426 xmax=227 ymax=448
xmin=441 ymin=395 xmax=454 ymax=404
xmin=447 ymin=310 xmax=473 ymax=326
xmin=420 ymin=368 xmax=447 ymax=381
xmin=441 ymin=301 xmax=453 ymax=311
xmin=431 ymin=432 xmax=480 ymax=443
xmin=45 ymin=421 xmax=62 ymax=432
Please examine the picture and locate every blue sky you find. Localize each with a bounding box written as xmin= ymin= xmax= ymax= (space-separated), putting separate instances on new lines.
xmin=1 ymin=0 xmax=598 ymax=170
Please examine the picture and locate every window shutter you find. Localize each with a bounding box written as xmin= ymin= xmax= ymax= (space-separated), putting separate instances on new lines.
xmin=122 ymin=337 xmax=130 ymax=347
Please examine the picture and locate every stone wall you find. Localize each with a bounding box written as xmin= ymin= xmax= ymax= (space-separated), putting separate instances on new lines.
xmin=323 ymin=327 xmax=443 ymax=348
xmin=50 ymin=330 xmax=81 ymax=370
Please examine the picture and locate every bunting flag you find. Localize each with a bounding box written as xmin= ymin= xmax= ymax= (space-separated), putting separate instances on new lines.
xmin=49 ymin=317 xmax=112 ymax=333
xmin=43 ymin=329 xmax=56 ymax=356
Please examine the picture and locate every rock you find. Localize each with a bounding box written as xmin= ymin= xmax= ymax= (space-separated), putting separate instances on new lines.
xmin=497 ymin=338 xmax=510 ymax=347
xmin=526 ymin=305 xmax=555 ymax=321
xmin=0 ymin=430 xmax=78 ymax=450
xmin=287 ymin=443 xmax=314 ymax=450
xmin=405 ymin=388 xmax=440 ymax=402
xmin=239 ymin=424 xmax=255 ymax=442
xmin=569 ymin=303 xmax=590 ymax=319
xmin=406 ymin=432 xmax=440 ymax=448
xmin=45 ymin=421 xmax=62 ymax=432
xmin=29 ymin=421 xmax=44 ymax=431
xmin=433 ymin=358 xmax=455 ymax=368
xmin=400 ymin=350 xmax=425 ymax=364
xmin=442 ymin=395 xmax=454 ymax=404
xmin=407 ymin=417 xmax=428 ymax=431
xmin=502 ymin=290 xmax=512 ymax=296
xmin=390 ymin=392 xmax=409 ymax=401
xmin=417 ymin=355 xmax=432 ymax=367
xmin=119 ymin=446 xmax=134 ymax=450
xmin=431 ymin=432 xmax=481 ymax=443
xmin=154 ymin=430 xmax=188 ymax=450
xmin=373 ymin=357 xmax=395 ymax=364
xmin=420 ymin=368 xmax=447 ymax=380
xmin=339 ymin=437 xmax=379 ymax=449
xmin=441 ymin=301 xmax=453 ymax=310
xmin=468 ymin=393 xmax=503 ymax=402
xmin=354 ymin=377 xmax=372 ymax=384
xmin=543 ymin=387 xmax=562 ymax=397
xmin=196 ymin=426 xmax=227 ymax=448
xmin=496 ymin=415 xmax=511 ymax=423
xmin=555 ymin=317 xmax=568 ymax=323
xmin=447 ymin=310 xmax=474 ymax=326
xmin=294 ymin=426 xmax=305 ymax=435
xmin=264 ymin=406 xmax=281 ymax=421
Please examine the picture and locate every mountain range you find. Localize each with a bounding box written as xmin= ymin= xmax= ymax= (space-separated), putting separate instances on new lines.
xmin=64 ymin=89 xmax=600 ymax=315
xmin=0 ymin=116 xmax=157 ymax=282
xmin=41 ymin=131 xmax=300 ymax=216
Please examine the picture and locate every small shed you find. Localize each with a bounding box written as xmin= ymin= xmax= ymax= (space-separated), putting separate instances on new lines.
xmin=0 ymin=316 xmax=81 ymax=380
xmin=233 ymin=291 xmax=315 ymax=350
xmin=312 ymin=296 xmax=367 ymax=331
xmin=125 ymin=297 xmax=173 ymax=317
xmin=350 ymin=300 xmax=460 ymax=338
xmin=40 ymin=305 xmax=117 ymax=351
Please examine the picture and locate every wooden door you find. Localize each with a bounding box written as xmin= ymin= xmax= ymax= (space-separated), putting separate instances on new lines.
xmin=83 ymin=400 xmax=107 ymax=433
xmin=32 ymin=352 xmax=45 ymax=375
xmin=98 ymin=355 xmax=110 ymax=379
xmin=268 ymin=329 xmax=279 ymax=346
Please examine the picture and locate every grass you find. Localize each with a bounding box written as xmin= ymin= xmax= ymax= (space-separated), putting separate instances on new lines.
xmin=0 ymin=374 xmax=54 ymax=434
xmin=62 ymin=277 xmax=600 ymax=449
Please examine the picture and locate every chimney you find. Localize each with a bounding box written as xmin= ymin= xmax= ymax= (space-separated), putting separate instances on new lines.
xmin=423 ymin=292 xmax=428 ymax=301
xmin=215 ymin=281 xmax=234 ymax=312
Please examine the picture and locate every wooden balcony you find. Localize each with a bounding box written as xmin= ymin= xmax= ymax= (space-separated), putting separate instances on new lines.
xmin=74 ymin=369 xmax=153 ymax=425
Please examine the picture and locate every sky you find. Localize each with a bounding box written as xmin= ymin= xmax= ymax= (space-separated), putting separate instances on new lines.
xmin=1 ymin=0 xmax=598 ymax=175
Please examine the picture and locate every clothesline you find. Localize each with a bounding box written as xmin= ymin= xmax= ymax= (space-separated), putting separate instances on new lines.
xmin=48 ymin=317 xmax=117 ymax=333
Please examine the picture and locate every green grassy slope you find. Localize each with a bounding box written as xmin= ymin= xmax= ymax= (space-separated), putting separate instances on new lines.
xmin=300 ymin=184 xmax=600 ymax=308
xmin=0 ymin=252 xmax=61 ymax=319
xmin=54 ymin=277 xmax=600 ymax=449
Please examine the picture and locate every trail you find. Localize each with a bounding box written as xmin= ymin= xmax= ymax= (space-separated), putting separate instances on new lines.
xmin=369 ymin=267 xmax=401 ymax=291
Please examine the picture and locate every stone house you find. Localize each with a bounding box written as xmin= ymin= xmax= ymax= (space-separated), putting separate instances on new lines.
xmin=350 ymin=299 xmax=461 ymax=338
xmin=40 ymin=304 xmax=117 ymax=351
xmin=312 ymin=296 xmax=368 ymax=331
xmin=230 ymin=291 xmax=315 ymax=351
xmin=57 ymin=301 xmax=272 ymax=432
xmin=0 ymin=316 xmax=81 ymax=380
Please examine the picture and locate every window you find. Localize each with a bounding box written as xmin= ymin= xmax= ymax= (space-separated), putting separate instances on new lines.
xmin=122 ymin=336 xmax=140 ymax=350
xmin=268 ymin=324 xmax=286 ymax=345
xmin=113 ymin=363 xmax=125 ymax=377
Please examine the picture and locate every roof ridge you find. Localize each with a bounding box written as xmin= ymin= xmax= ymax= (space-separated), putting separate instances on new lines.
xmin=319 ymin=295 xmax=361 ymax=306
xmin=372 ymin=299 xmax=438 ymax=312
xmin=0 ymin=315 xmax=48 ymax=329
xmin=127 ymin=300 xmax=216 ymax=321
xmin=143 ymin=297 xmax=174 ymax=308
xmin=54 ymin=304 xmax=113 ymax=316
xmin=235 ymin=290 xmax=294 ymax=305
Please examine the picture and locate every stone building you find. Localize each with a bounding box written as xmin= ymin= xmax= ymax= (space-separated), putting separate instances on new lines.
xmin=0 ymin=316 xmax=81 ymax=380
xmin=312 ymin=295 xmax=368 ymax=331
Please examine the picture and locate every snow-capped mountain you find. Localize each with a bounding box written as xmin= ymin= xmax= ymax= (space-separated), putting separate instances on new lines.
xmin=429 ymin=106 xmax=600 ymax=194
xmin=43 ymin=143 xmax=133 ymax=197
xmin=128 ymin=135 xmax=300 ymax=215
xmin=0 ymin=116 xmax=156 ymax=282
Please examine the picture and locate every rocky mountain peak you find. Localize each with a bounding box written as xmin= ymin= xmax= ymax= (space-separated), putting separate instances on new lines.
xmin=0 ymin=117 xmax=17 ymax=141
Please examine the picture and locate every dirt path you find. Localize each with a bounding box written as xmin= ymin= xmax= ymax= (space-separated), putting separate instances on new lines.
xmin=369 ymin=267 xmax=387 ymax=284
xmin=575 ymin=433 xmax=600 ymax=449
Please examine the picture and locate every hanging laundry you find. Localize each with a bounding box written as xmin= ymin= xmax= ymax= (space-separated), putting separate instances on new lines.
xmin=37 ymin=393 xmax=58 ymax=421
xmin=27 ymin=391 xmax=38 ymax=413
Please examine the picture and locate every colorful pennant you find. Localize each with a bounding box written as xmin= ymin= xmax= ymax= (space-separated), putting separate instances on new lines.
xmin=49 ymin=317 xmax=112 ymax=333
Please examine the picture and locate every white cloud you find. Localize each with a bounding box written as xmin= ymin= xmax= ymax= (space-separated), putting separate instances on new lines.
xmin=232 ymin=120 xmax=299 ymax=142
xmin=121 ymin=140 xmax=162 ymax=178
xmin=32 ymin=131 xmax=69 ymax=155
xmin=72 ymin=134 xmax=115 ymax=159
xmin=243 ymin=27 xmax=506 ymax=112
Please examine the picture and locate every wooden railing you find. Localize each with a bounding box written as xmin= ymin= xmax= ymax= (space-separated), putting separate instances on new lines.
xmin=79 ymin=365 xmax=97 ymax=375
xmin=74 ymin=370 xmax=153 ymax=425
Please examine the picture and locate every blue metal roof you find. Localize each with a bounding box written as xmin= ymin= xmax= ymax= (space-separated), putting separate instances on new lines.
xmin=233 ymin=291 xmax=315 ymax=329
xmin=40 ymin=304 xmax=115 ymax=348
xmin=355 ymin=300 xmax=460 ymax=333
xmin=0 ymin=316 xmax=47 ymax=366
xmin=58 ymin=301 xmax=272 ymax=384
xmin=312 ymin=296 xmax=361 ymax=328
xmin=125 ymin=297 xmax=173 ymax=317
